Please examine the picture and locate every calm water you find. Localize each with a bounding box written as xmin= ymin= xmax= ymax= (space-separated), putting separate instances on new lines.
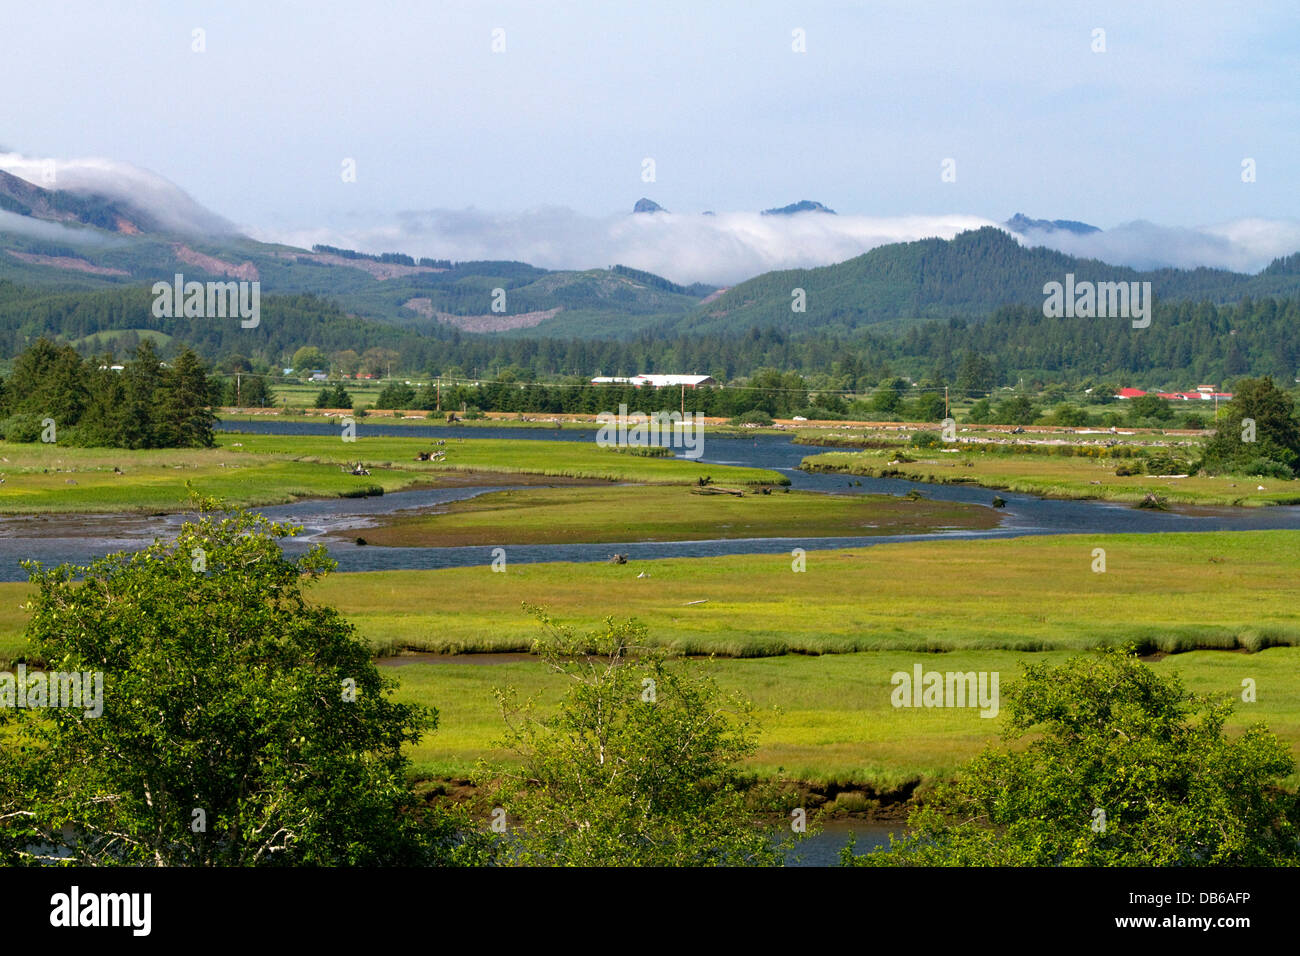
xmin=1 ymin=421 xmax=1298 ymax=579
xmin=786 ymin=820 xmax=902 ymax=867
xmin=8 ymin=422 xmax=1288 ymax=865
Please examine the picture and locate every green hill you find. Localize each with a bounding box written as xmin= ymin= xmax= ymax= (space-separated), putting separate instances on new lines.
xmin=682 ymin=227 xmax=1300 ymax=336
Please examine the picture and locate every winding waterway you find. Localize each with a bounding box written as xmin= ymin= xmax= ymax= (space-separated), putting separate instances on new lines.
xmin=1 ymin=420 xmax=1298 ymax=581
xmin=8 ymin=420 xmax=1298 ymax=865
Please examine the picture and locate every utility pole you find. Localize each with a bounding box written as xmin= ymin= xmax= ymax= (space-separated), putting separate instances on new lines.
xmin=236 ymin=372 xmax=241 ymax=407
xmin=436 ymin=377 xmax=442 ymax=412
xmin=944 ymin=385 xmax=949 ymax=419
xmin=681 ymin=383 xmax=685 ymax=416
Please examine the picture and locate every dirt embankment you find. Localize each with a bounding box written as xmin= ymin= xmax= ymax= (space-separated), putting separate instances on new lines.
xmin=172 ymin=244 xmax=259 ymax=281
xmin=6 ymin=250 xmax=129 ymax=276
xmin=415 ymin=775 xmax=921 ymax=821
xmin=403 ymin=297 xmax=561 ymax=332
xmin=275 ymin=250 xmax=443 ymax=280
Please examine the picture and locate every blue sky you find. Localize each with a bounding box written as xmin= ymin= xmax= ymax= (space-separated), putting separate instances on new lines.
xmin=2 ymin=1 xmax=1298 ymax=282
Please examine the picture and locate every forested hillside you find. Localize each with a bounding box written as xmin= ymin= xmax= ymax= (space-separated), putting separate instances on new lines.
xmin=686 ymin=227 xmax=1300 ymax=335
xmin=1 ymin=278 xmax=1296 ymax=389
xmin=0 ymin=225 xmax=709 ymax=329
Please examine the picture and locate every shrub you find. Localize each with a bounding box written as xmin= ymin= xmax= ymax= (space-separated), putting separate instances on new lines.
xmin=730 ymin=409 xmax=774 ymax=426
xmin=964 ymin=398 xmax=993 ymax=424
xmin=910 ymin=430 xmax=943 ymax=449
xmin=991 ymin=395 xmax=1038 ymax=425
xmin=0 ymin=413 xmax=47 ymax=443
xmin=791 ymin=406 xmax=847 ymax=421
xmin=1048 ymin=404 xmax=1091 ymax=427
xmin=1244 ymin=457 xmax=1294 ymax=479
xmin=1145 ymin=455 xmax=1192 ymax=475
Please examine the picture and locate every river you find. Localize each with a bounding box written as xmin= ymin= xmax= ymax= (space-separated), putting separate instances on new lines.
xmin=2 ymin=420 xmax=1298 ymax=580
xmin=9 ymin=420 xmax=1296 ymax=866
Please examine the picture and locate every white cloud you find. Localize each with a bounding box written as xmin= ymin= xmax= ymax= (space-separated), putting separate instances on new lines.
xmin=1007 ymin=219 xmax=1300 ymax=273
xmin=0 ymin=209 xmax=123 ymax=245
xmin=0 ymin=152 xmax=234 ymax=235
xmin=259 ymin=207 xmax=1300 ymax=286
xmin=251 ymin=209 xmax=1003 ymax=286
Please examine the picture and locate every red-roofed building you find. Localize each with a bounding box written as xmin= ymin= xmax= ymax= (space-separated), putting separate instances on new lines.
xmin=1114 ymin=387 xmax=1147 ymax=399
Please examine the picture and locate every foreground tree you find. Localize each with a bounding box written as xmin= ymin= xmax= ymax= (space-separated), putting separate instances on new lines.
xmin=487 ymin=609 xmax=785 ymax=866
xmin=0 ymin=502 xmax=491 ymax=866
xmin=845 ymin=648 xmax=1299 ymax=866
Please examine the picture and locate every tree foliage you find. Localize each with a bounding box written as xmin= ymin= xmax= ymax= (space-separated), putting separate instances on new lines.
xmin=0 ymin=503 xmax=491 ymax=866
xmin=485 ymin=609 xmax=784 ymax=866
xmin=845 ymin=648 xmax=1299 ymax=866
xmin=0 ymin=338 xmax=216 ymax=447
xmin=1200 ymin=376 xmax=1300 ymax=476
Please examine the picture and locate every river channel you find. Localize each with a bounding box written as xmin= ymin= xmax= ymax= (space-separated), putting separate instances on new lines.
xmin=2 ymin=420 xmax=1299 ymax=581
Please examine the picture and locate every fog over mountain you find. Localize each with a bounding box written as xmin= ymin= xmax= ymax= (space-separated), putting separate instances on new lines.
xmin=257 ymin=205 xmax=1300 ymax=287
xmin=1012 ymin=218 xmax=1300 ymax=275
xmin=2 ymin=151 xmax=1298 ymax=287
xmin=0 ymin=152 xmax=235 ymax=236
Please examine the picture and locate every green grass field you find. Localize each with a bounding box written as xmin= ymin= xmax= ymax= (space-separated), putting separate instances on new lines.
xmin=803 ymin=447 xmax=1300 ymax=506
xmin=296 ymin=530 xmax=1300 ymax=658
xmin=2 ymin=528 xmax=1297 ymax=790
xmin=5 ymin=529 xmax=1294 ymax=662
xmin=220 ymin=432 xmax=784 ymax=485
xmin=349 ymin=485 xmax=997 ymax=547
xmin=0 ymin=432 xmax=784 ymax=513
xmin=391 ymin=647 xmax=1300 ymax=788
xmin=0 ymin=444 xmax=429 ymax=513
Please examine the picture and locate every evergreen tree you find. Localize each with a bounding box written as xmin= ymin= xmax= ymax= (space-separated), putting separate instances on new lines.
xmin=118 ymin=341 xmax=166 ymax=449
xmin=155 ymin=348 xmax=217 ymax=448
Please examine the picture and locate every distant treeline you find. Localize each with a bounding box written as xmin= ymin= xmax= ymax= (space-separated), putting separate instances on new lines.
xmin=369 ymin=370 xmax=819 ymax=420
xmin=311 ymin=245 xmax=451 ymax=269
xmin=0 ymin=338 xmax=215 ymax=447
xmin=1 ymin=279 xmax=1298 ymax=390
xmin=366 ymin=375 xmax=1226 ymax=431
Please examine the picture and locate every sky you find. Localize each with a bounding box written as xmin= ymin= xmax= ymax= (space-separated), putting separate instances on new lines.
xmin=2 ymin=0 xmax=1298 ymax=284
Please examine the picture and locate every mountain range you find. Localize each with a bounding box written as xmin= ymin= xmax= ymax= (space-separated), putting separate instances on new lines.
xmin=2 ymin=164 xmax=1299 ymax=344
